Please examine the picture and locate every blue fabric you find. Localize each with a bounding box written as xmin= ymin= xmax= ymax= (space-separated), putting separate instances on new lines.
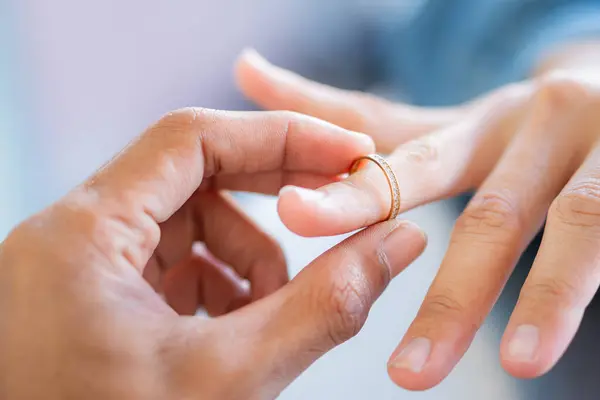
xmin=371 ymin=0 xmax=600 ymax=106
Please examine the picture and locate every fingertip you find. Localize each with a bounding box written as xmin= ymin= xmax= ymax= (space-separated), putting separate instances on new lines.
xmin=386 ymin=336 xmax=452 ymax=391
xmin=235 ymin=48 xmax=286 ymax=111
xmin=500 ymin=355 xmax=545 ymax=380
xmin=397 ymin=220 xmax=428 ymax=248
xmin=278 ymin=178 xmax=386 ymax=237
xmin=349 ymin=130 xmax=376 ymax=153
xmin=499 ymin=308 xmax=582 ymax=380
xmin=236 ymin=48 xmax=266 ymax=79
xmin=238 ymin=47 xmax=269 ymax=68
xmin=277 ymin=186 xmax=334 ymax=237
xmin=386 ymin=321 xmax=473 ymax=392
xmin=387 ymin=366 xmax=444 ymax=392
xmin=500 ymin=346 xmax=550 ymax=380
xmin=499 ymin=326 xmax=553 ymax=380
xmin=235 ymin=48 xmax=264 ymax=88
xmin=235 ymin=51 xmax=257 ymax=91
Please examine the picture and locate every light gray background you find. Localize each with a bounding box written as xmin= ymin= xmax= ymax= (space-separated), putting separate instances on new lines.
xmin=3 ymin=1 xmax=599 ymax=399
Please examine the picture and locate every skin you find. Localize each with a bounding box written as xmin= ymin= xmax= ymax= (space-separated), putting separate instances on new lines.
xmin=235 ymin=42 xmax=600 ymax=390
xmin=0 ymin=109 xmax=428 ymax=399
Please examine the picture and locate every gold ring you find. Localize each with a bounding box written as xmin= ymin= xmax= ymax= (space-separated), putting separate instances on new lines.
xmin=350 ymin=154 xmax=401 ymax=221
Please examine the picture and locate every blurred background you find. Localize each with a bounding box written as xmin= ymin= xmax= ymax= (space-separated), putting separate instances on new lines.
xmin=2 ymin=1 xmax=600 ymax=399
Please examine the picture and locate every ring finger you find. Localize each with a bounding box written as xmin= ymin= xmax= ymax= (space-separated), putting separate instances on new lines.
xmin=277 ymin=91 xmax=526 ymax=237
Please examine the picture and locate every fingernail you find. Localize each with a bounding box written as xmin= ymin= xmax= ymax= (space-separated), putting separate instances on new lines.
xmin=507 ymin=324 xmax=539 ymax=362
xmin=390 ymin=337 xmax=431 ymax=373
xmin=381 ymin=222 xmax=427 ymax=273
xmin=280 ymin=186 xmax=326 ymax=203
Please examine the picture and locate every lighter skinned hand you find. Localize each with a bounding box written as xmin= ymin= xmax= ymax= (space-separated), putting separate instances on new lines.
xmin=0 ymin=109 xmax=427 ymax=399
xmin=237 ymin=49 xmax=600 ymax=390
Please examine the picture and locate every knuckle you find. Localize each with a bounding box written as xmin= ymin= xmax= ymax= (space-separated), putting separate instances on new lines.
xmin=326 ymin=281 xmax=368 ymax=345
xmin=84 ymin=188 xmax=161 ymax=253
xmin=454 ymin=192 xmax=521 ymax=244
xmin=400 ymin=136 xmax=439 ymax=165
xmin=351 ymin=92 xmax=393 ymax=130
xmin=421 ymin=291 xmax=467 ymax=320
xmin=494 ymin=82 xmax=532 ymax=102
xmin=279 ymin=109 xmax=301 ymax=121
xmin=158 ymin=107 xmax=211 ymax=127
xmin=1 ymin=216 xmax=46 ymax=260
xmin=523 ymin=278 xmax=580 ymax=309
xmin=59 ymin=201 xmax=113 ymax=245
xmin=51 ymin=196 xmax=137 ymax=266
xmin=2 ymin=194 xmax=159 ymax=272
xmin=321 ymin=260 xmax=374 ymax=346
xmin=551 ymin=182 xmax=600 ymax=230
xmin=271 ymin=109 xmax=303 ymax=132
xmin=150 ymin=107 xmax=213 ymax=175
xmin=152 ymin=107 xmax=209 ymax=144
xmin=476 ymin=82 xmax=532 ymax=115
xmin=152 ymin=107 xmax=217 ymax=149
xmin=534 ymin=72 xmax=591 ymax=110
xmin=280 ymin=110 xmax=300 ymax=137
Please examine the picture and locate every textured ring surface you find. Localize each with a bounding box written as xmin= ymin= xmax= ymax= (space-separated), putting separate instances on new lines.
xmin=350 ymin=154 xmax=401 ymax=221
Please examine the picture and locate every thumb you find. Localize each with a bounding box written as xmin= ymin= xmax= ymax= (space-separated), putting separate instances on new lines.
xmin=221 ymin=220 xmax=427 ymax=396
xmin=235 ymin=48 xmax=464 ymax=153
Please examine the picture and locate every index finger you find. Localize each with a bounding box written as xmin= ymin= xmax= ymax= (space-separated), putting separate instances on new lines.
xmin=82 ymin=108 xmax=374 ymax=223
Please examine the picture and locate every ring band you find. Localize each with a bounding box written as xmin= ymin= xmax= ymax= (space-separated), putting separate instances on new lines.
xmin=350 ymin=154 xmax=401 ymax=221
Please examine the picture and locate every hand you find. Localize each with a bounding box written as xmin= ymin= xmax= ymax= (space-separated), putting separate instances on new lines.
xmin=0 ymin=109 xmax=427 ymax=399
xmin=237 ymin=49 xmax=600 ymax=390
